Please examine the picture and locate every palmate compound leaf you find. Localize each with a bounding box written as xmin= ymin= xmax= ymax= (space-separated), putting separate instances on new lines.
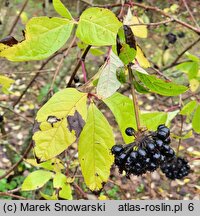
xmin=96 ymin=51 xmax=124 ymax=99
xmin=33 ymin=88 xmax=87 ymax=161
xmin=21 ymin=170 xmax=53 ymax=191
xmin=136 ymin=71 xmax=188 ymax=96
xmin=0 ymin=75 xmax=14 ymax=94
xmin=78 ymin=103 xmax=115 ymax=191
xmin=76 ymin=7 xmax=122 ymax=46
xmin=53 ymin=0 xmax=73 ymax=20
xmin=0 ymin=17 xmax=74 ymax=61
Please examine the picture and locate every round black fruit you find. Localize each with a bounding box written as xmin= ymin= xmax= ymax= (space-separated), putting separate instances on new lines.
xmin=125 ymin=127 xmax=135 ymax=136
xmin=157 ymin=130 xmax=169 ymax=140
xmin=111 ymin=145 xmax=124 ymax=155
xmin=146 ymin=142 xmax=156 ymax=151
xmin=73 ymin=76 xmax=80 ymax=83
xmin=166 ymin=33 xmax=177 ymax=44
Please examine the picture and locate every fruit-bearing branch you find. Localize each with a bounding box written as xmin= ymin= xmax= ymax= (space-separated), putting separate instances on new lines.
xmin=128 ymin=65 xmax=141 ymax=131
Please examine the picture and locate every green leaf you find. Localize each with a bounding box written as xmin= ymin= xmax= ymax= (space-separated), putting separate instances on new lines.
xmin=0 ymin=17 xmax=74 ymax=61
xmin=133 ymin=80 xmax=149 ymax=94
xmin=21 ymin=170 xmax=53 ymax=191
xmin=78 ymin=103 xmax=114 ymax=191
xmin=166 ymin=110 xmax=179 ymax=126
xmin=33 ymin=88 xmax=88 ymax=161
xmin=53 ymin=0 xmax=73 ymax=19
xmin=76 ymin=7 xmax=122 ymax=46
xmin=192 ymin=104 xmax=200 ymax=133
xmin=136 ymin=72 xmax=188 ymax=96
xmin=119 ymin=44 xmax=136 ymax=65
xmin=141 ymin=112 xmax=167 ymax=131
xmin=104 ymin=93 xmax=136 ymax=144
xmin=97 ymin=51 xmax=124 ymax=98
xmin=0 ymin=75 xmax=14 ymax=94
xmin=180 ymin=100 xmax=197 ymax=115
xmin=186 ymin=52 xmax=200 ymax=63
xmin=176 ymin=61 xmax=199 ymax=79
xmin=53 ymin=173 xmax=72 ymax=200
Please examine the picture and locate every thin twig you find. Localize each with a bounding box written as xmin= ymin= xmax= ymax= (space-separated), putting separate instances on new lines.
xmin=49 ymin=35 xmax=77 ymax=92
xmin=0 ymin=105 xmax=34 ymax=124
xmin=177 ymin=115 xmax=184 ymax=156
xmin=8 ymin=0 xmax=29 ymax=35
xmin=162 ymin=37 xmax=200 ymax=71
xmin=12 ymin=45 xmax=76 ymax=108
xmin=129 ymin=19 xmax=174 ymax=27
xmin=0 ymin=192 xmax=27 ymax=200
xmin=72 ymin=182 xmax=88 ymax=199
xmin=81 ymin=60 xmax=87 ymax=83
xmin=0 ymin=141 xmax=33 ymax=180
xmin=182 ymin=0 xmax=199 ymax=28
xmin=67 ymin=45 xmax=92 ymax=87
xmin=128 ymin=66 xmax=140 ymax=130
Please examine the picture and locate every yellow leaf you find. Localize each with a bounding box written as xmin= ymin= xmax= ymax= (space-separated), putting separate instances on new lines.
xmin=170 ymin=4 xmax=179 ymax=13
xmin=33 ymin=88 xmax=88 ymax=161
xmin=163 ymin=8 xmax=170 ymax=13
xmin=189 ymin=79 xmax=199 ymax=92
xmin=98 ymin=195 xmax=108 ymax=200
xmin=20 ymin=11 xmax=28 ymax=25
xmin=0 ymin=43 xmax=9 ymax=52
xmin=0 ymin=75 xmax=14 ymax=94
xmin=40 ymin=191 xmax=58 ymax=200
xmin=78 ymin=103 xmax=114 ymax=191
xmin=124 ymin=8 xmax=147 ymax=38
xmin=135 ymin=45 xmax=151 ymax=68
xmin=25 ymin=158 xmax=64 ymax=172
xmin=184 ymin=178 xmax=190 ymax=184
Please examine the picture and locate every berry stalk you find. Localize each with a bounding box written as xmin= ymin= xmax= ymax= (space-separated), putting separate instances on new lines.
xmin=128 ymin=65 xmax=141 ymax=131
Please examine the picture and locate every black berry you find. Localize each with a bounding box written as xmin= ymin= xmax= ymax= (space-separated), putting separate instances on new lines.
xmin=161 ymin=157 xmax=190 ymax=180
xmin=166 ymin=33 xmax=177 ymax=44
xmin=125 ymin=127 xmax=135 ymax=136
xmin=111 ymin=145 xmax=124 ymax=155
xmin=73 ymin=76 xmax=80 ymax=83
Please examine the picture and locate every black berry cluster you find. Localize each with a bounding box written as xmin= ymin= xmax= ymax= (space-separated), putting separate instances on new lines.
xmin=111 ymin=125 xmax=190 ymax=180
xmin=161 ymin=157 xmax=190 ymax=180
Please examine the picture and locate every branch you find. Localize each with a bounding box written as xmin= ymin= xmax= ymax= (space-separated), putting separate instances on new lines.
xmin=162 ymin=37 xmax=200 ymax=71
xmin=0 ymin=192 xmax=27 ymax=200
xmin=129 ymin=18 xmax=174 ymax=27
xmin=182 ymin=0 xmax=199 ymax=28
xmin=67 ymin=45 xmax=92 ymax=87
xmin=0 ymin=141 xmax=33 ymax=180
xmin=0 ymin=104 xmax=34 ymax=124
xmin=8 ymin=0 xmax=29 ymax=35
xmin=128 ymin=66 xmax=141 ymax=130
xmin=12 ymin=44 xmax=77 ymax=108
